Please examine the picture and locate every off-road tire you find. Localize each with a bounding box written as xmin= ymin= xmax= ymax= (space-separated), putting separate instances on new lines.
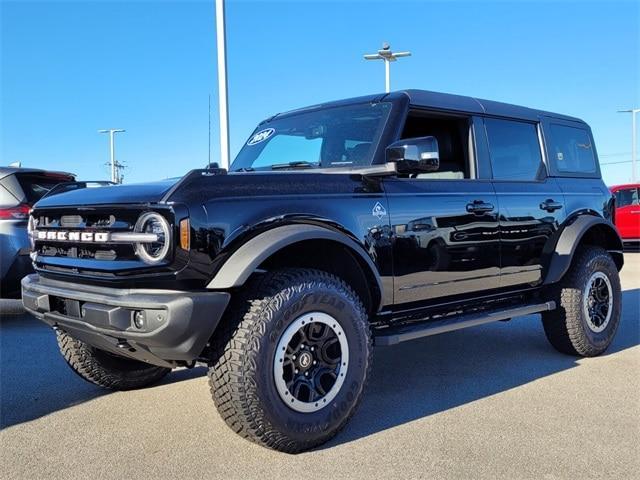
xmin=208 ymin=268 xmax=372 ymax=453
xmin=542 ymin=246 xmax=621 ymax=357
xmin=57 ymin=331 xmax=171 ymax=390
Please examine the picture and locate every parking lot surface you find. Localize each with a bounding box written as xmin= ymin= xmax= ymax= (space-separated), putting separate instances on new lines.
xmin=1 ymin=254 xmax=639 ymax=479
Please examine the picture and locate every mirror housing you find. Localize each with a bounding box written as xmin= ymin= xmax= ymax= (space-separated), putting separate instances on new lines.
xmin=386 ymin=136 xmax=440 ymax=174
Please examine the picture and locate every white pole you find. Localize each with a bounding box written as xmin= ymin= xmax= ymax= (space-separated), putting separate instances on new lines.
xmin=215 ymin=0 xmax=230 ymax=170
xmin=632 ymin=110 xmax=637 ymax=182
xmin=365 ymin=44 xmax=410 ymax=94
xmin=384 ymin=59 xmax=390 ymax=93
xmin=109 ymin=131 xmax=116 ymax=183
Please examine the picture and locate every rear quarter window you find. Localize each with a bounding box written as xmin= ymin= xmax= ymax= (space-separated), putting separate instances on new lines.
xmin=16 ymin=174 xmax=73 ymax=203
xmin=548 ymin=123 xmax=598 ymax=177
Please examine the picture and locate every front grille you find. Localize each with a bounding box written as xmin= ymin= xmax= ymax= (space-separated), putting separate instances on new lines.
xmin=35 ymin=211 xmax=133 ymax=229
xmin=38 ymin=245 xmax=120 ymax=261
xmin=59 ymin=214 xmax=84 ymax=227
xmin=31 ymin=206 xmax=173 ymax=276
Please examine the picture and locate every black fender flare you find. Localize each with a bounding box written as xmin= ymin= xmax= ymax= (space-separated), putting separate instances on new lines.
xmin=543 ymin=215 xmax=623 ymax=285
xmin=206 ymin=224 xmax=384 ymax=310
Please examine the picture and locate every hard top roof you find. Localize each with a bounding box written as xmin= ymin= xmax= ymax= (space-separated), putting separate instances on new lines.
xmin=271 ymin=89 xmax=585 ymax=124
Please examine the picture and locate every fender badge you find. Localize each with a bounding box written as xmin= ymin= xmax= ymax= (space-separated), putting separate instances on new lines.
xmin=372 ymin=202 xmax=387 ymax=220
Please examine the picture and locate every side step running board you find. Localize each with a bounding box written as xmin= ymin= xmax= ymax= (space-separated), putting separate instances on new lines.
xmin=374 ymin=301 xmax=556 ymax=346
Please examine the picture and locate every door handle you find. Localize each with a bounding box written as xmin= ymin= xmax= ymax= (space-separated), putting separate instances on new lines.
xmin=466 ymin=200 xmax=495 ymax=214
xmin=540 ymin=199 xmax=563 ymax=212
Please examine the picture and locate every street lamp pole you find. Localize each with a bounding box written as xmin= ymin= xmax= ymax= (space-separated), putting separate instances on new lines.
xmin=618 ymin=109 xmax=639 ymax=182
xmin=98 ymin=129 xmax=125 ymax=183
xmin=364 ymin=42 xmax=411 ymax=93
xmin=215 ymin=0 xmax=230 ymax=170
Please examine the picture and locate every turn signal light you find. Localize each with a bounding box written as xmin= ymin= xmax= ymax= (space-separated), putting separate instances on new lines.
xmin=179 ymin=218 xmax=190 ymax=250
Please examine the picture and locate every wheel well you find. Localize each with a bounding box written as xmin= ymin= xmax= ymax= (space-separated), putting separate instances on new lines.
xmin=579 ymin=224 xmax=624 ymax=270
xmin=255 ymin=239 xmax=380 ymax=315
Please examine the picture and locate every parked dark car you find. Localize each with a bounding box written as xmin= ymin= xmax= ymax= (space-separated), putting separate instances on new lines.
xmin=0 ymin=167 xmax=75 ymax=297
xmin=611 ymin=183 xmax=640 ymax=245
xmin=22 ymin=90 xmax=623 ymax=452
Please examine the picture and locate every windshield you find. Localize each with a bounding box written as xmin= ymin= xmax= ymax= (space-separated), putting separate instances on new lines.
xmin=231 ymin=102 xmax=391 ymax=171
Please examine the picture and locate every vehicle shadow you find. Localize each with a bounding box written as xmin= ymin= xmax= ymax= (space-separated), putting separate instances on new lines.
xmin=322 ymin=287 xmax=640 ymax=449
xmin=0 ymin=313 xmax=206 ymax=429
xmin=2 ymin=289 xmax=638 ymax=437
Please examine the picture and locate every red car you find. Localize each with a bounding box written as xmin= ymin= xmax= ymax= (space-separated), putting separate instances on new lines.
xmin=611 ymin=183 xmax=640 ymax=244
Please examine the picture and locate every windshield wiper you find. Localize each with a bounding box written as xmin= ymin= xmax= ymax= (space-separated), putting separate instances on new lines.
xmin=232 ymin=167 xmax=255 ymax=172
xmin=271 ymin=161 xmax=318 ymax=170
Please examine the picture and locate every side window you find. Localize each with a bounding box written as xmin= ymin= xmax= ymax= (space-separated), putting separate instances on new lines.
xmin=615 ymin=188 xmax=639 ymax=207
xmin=251 ymin=135 xmax=322 ymax=168
xmin=400 ymin=112 xmax=473 ymax=179
xmin=484 ymin=118 xmax=544 ymax=181
xmin=549 ymin=124 xmax=596 ymax=175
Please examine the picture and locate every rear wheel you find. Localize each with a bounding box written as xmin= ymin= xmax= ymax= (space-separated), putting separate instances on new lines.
xmin=57 ymin=332 xmax=171 ymax=390
xmin=208 ymin=268 xmax=372 ymax=453
xmin=542 ymin=246 xmax=621 ymax=357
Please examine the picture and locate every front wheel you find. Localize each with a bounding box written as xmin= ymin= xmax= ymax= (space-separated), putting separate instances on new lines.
xmin=208 ymin=268 xmax=372 ymax=453
xmin=542 ymin=246 xmax=622 ymax=357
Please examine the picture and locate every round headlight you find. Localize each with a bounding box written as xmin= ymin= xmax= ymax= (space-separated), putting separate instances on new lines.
xmin=134 ymin=212 xmax=170 ymax=264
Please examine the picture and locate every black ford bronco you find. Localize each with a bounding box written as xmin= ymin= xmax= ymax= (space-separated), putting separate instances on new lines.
xmin=22 ymin=90 xmax=624 ymax=453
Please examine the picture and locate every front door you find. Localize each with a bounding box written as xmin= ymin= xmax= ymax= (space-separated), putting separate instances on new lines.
xmin=385 ymin=178 xmax=500 ymax=305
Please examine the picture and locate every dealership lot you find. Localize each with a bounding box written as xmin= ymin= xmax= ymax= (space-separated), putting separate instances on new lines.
xmin=1 ymin=254 xmax=638 ymax=480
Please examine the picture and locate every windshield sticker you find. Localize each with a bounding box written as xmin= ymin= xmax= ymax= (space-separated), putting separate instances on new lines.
xmin=247 ymin=128 xmax=275 ymax=146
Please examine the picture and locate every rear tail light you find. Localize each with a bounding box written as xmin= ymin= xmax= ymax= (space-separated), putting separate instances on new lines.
xmin=0 ymin=204 xmax=30 ymax=220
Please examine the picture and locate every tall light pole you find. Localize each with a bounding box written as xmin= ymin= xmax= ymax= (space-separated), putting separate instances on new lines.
xmin=364 ymin=42 xmax=411 ymax=93
xmin=618 ymin=108 xmax=639 ymax=182
xmin=98 ymin=128 xmax=125 ymax=183
xmin=215 ymin=0 xmax=230 ymax=170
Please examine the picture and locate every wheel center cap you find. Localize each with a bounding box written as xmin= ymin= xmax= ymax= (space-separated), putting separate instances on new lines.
xmin=297 ymin=352 xmax=313 ymax=370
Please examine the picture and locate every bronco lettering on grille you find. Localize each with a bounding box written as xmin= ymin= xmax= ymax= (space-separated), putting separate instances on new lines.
xmin=36 ymin=231 xmax=110 ymax=243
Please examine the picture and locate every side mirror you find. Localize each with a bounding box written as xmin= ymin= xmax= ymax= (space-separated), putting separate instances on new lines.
xmin=386 ymin=136 xmax=440 ymax=173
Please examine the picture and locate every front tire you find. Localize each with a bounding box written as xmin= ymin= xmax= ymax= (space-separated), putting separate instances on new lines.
xmin=57 ymin=332 xmax=171 ymax=390
xmin=542 ymin=246 xmax=621 ymax=357
xmin=208 ymin=268 xmax=372 ymax=453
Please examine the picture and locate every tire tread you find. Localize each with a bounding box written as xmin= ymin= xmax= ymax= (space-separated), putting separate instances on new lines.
xmin=57 ymin=332 xmax=171 ymax=390
xmin=208 ymin=268 xmax=372 ymax=453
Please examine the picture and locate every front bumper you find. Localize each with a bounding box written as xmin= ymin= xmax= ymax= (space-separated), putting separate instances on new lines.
xmin=21 ymin=274 xmax=230 ymax=368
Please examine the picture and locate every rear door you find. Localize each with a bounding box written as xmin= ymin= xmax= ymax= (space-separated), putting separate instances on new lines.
xmin=482 ymin=117 xmax=565 ymax=287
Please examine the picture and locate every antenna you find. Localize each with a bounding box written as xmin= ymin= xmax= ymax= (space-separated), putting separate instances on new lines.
xmin=208 ymin=94 xmax=212 ymax=166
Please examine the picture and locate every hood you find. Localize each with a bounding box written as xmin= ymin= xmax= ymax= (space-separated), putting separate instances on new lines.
xmin=34 ymin=178 xmax=180 ymax=208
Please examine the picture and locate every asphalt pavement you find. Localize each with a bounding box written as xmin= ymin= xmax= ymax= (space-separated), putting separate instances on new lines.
xmin=1 ymin=254 xmax=639 ymax=479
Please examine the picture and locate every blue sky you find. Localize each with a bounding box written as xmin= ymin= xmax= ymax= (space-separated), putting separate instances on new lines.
xmin=1 ymin=0 xmax=638 ymax=185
